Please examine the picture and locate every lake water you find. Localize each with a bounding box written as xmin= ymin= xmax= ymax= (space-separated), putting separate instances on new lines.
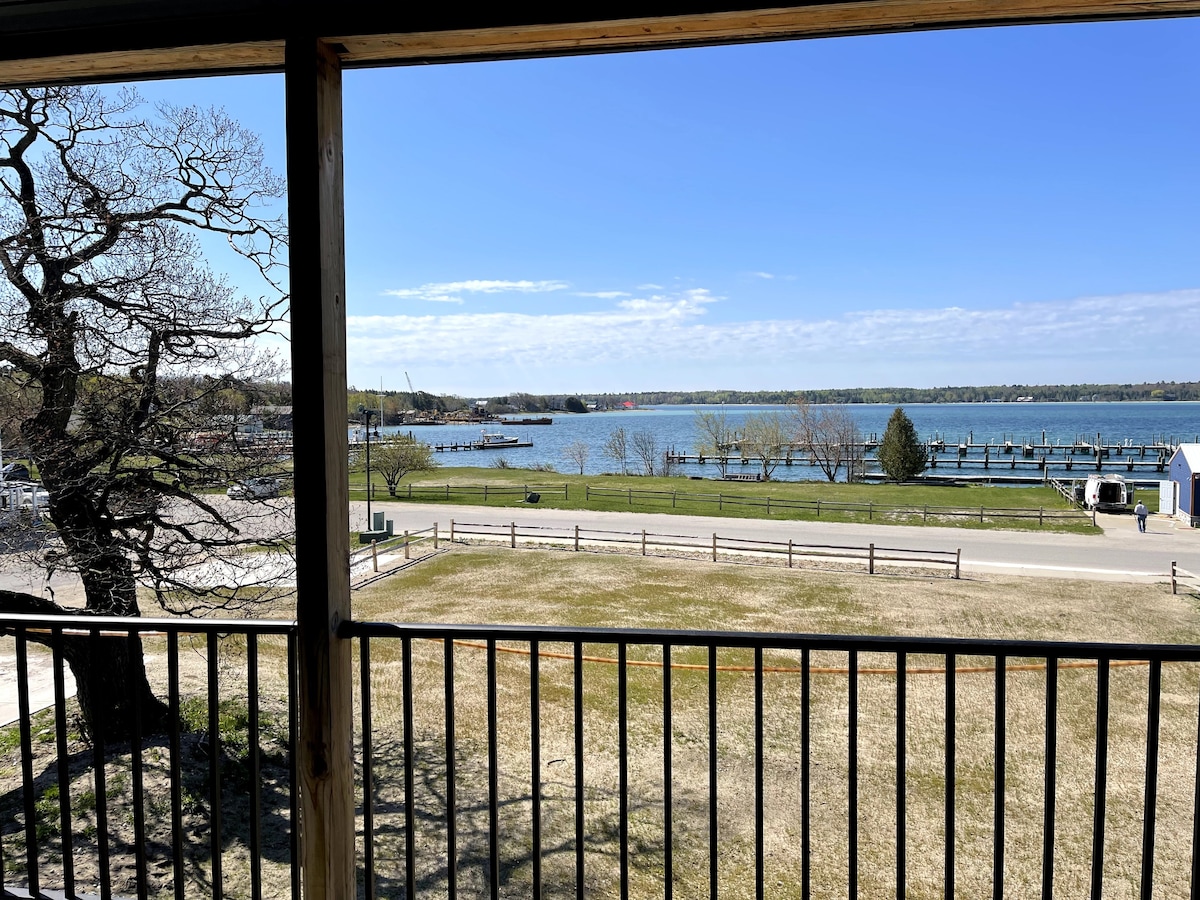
xmin=360 ymin=402 xmax=1200 ymax=482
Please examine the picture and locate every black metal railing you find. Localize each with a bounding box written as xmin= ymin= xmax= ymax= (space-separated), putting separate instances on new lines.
xmin=7 ymin=614 xmax=1200 ymax=898
xmin=342 ymin=622 xmax=1200 ymax=900
xmin=1 ymin=613 xmax=298 ymax=900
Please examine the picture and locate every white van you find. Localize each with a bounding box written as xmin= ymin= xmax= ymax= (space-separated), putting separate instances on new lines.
xmin=1083 ymin=473 xmax=1133 ymax=512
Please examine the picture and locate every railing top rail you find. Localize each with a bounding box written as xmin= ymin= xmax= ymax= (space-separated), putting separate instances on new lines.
xmin=338 ymin=619 xmax=1200 ymax=661
xmin=0 ymin=611 xmax=296 ymax=635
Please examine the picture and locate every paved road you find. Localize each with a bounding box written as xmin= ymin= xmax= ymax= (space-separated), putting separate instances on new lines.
xmin=357 ymin=500 xmax=1200 ymax=582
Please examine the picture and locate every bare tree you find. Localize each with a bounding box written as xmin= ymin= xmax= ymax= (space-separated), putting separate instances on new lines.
xmin=0 ymin=87 xmax=288 ymax=739
xmin=630 ymin=429 xmax=659 ymax=476
xmin=694 ymin=410 xmax=735 ymax=477
xmin=792 ymin=399 xmax=862 ymax=482
xmin=372 ymin=437 xmax=438 ymax=495
xmin=738 ymin=412 xmax=788 ymax=481
xmin=602 ymin=426 xmax=629 ymax=475
xmin=561 ymin=440 xmax=590 ymax=475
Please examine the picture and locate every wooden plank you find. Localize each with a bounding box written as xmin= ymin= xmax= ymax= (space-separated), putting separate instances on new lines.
xmin=3 ymin=0 xmax=1200 ymax=85
xmin=285 ymin=36 xmax=355 ymax=900
xmin=331 ymin=0 xmax=1200 ymax=64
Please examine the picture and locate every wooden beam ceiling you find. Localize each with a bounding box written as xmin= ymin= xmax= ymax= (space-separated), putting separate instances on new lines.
xmin=0 ymin=0 xmax=1198 ymax=86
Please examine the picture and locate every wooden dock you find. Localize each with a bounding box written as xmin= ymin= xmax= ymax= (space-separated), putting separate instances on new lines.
xmin=432 ymin=440 xmax=534 ymax=452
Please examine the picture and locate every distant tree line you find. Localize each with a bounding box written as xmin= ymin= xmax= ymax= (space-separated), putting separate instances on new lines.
xmin=592 ymin=382 xmax=1200 ymax=406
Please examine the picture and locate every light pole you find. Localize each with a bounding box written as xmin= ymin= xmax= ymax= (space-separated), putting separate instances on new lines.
xmin=358 ymin=404 xmax=373 ymax=531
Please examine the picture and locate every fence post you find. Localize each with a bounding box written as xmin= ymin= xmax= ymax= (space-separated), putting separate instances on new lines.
xmin=1092 ymin=507 xmax=1097 ymax=527
xmin=869 ymin=543 xmax=875 ymax=575
xmin=1039 ymin=507 xmax=1044 ymax=527
xmin=408 ymin=484 xmax=412 ymax=499
xmin=712 ymin=533 xmax=718 ymax=562
xmin=673 ymin=491 xmax=677 ymax=508
xmin=564 ymin=483 xmax=569 ymax=500
xmin=586 ymin=484 xmax=590 ymax=502
xmin=719 ymin=494 xmax=723 ymax=511
xmin=788 ymin=539 xmax=793 ymax=568
xmin=955 ymin=549 xmax=961 ymax=580
xmin=628 ymin=488 xmax=632 ymax=506
xmin=511 ymin=521 xmax=516 ymax=549
xmin=869 ymin=501 xmax=873 ymax=521
xmin=767 ymin=497 xmax=771 ymax=515
xmin=817 ymin=500 xmax=821 ymax=518
xmin=404 ymin=531 xmax=410 ymax=560
xmin=642 ymin=530 xmax=647 ymax=556
xmin=484 ymin=484 xmax=488 ymax=501
xmin=450 ymin=519 xmax=455 ymax=542
xmin=371 ymin=540 xmax=378 ymax=573
xmin=434 ymin=523 xmax=439 ymax=550
xmin=1172 ymin=560 xmax=1178 ymax=595
xmin=446 ymin=484 xmax=450 ymax=500
xmin=924 ymin=505 xmax=928 ymax=523
xmin=575 ymin=525 xmax=580 ymax=552
xmin=980 ymin=506 xmax=984 ymax=523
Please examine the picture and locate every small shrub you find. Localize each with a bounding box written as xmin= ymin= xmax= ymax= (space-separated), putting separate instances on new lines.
xmin=490 ymin=456 xmax=512 ymax=469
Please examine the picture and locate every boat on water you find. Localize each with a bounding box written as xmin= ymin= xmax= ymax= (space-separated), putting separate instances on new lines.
xmin=478 ymin=432 xmax=520 ymax=447
xmin=498 ymin=417 xmax=553 ymax=425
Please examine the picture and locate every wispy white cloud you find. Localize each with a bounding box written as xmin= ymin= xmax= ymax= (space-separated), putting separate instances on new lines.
xmin=750 ymin=271 xmax=775 ymax=280
xmin=636 ymin=283 xmax=664 ymax=291
xmin=347 ymin=288 xmax=1200 ymax=391
xmin=575 ymin=290 xmax=631 ymax=299
xmin=383 ymin=279 xmax=569 ymax=302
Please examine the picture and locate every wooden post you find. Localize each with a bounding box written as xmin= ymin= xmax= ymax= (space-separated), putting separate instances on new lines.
xmin=642 ymin=529 xmax=647 ymax=556
xmin=511 ymin=521 xmax=516 ymax=549
xmin=955 ymin=549 xmax=961 ymax=580
xmin=433 ymin=523 xmax=439 ymax=550
xmin=371 ymin=540 xmax=378 ymax=573
xmin=712 ymin=533 xmax=718 ymax=562
xmin=484 ymin=484 xmax=488 ymax=501
xmin=869 ymin=543 xmax=875 ymax=575
xmin=923 ymin=505 xmax=928 ymax=523
xmin=672 ymin=491 xmax=677 ymax=508
xmin=628 ymin=488 xmax=632 ymax=506
xmin=1039 ymin=507 xmax=1044 ymax=527
xmin=285 ymin=36 xmax=355 ymax=900
xmin=586 ymin=484 xmax=590 ymax=501
xmin=788 ymin=539 xmax=793 ymax=568
xmin=408 ymin=483 xmax=412 ymax=499
xmin=404 ymin=530 xmax=410 ymax=560
xmin=574 ymin=525 xmax=580 ymax=552
xmin=766 ymin=497 xmax=771 ymax=515
xmin=719 ymin=494 xmax=723 ymax=511
xmin=450 ymin=519 xmax=455 ymax=542
xmin=869 ymin=501 xmax=873 ymax=521
xmin=980 ymin=506 xmax=984 ymax=523
xmin=1172 ymin=561 xmax=1178 ymax=595
xmin=816 ymin=500 xmax=821 ymax=517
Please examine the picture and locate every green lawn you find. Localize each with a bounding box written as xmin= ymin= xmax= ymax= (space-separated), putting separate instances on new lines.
xmin=350 ymin=465 xmax=1097 ymax=533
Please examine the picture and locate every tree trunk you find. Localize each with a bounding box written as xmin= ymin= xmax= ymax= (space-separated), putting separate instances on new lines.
xmin=1 ymin=589 xmax=169 ymax=743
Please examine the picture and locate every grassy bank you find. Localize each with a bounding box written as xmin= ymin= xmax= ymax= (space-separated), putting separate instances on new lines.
xmin=351 ymin=466 xmax=1097 ymax=533
xmin=347 ymin=548 xmax=1198 ymax=899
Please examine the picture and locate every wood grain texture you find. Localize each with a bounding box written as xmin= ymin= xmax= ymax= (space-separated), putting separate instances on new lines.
xmin=284 ymin=36 xmax=355 ymax=900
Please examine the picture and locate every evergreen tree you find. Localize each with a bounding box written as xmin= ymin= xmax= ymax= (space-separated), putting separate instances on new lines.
xmin=877 ymin=407 xmax=927 ymax=481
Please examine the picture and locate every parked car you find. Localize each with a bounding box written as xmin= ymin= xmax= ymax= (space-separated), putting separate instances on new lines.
xmin=0 ymin=462 xmax=31 ymax=482
xmin=226 ymin=477 xmax=281 ymax=500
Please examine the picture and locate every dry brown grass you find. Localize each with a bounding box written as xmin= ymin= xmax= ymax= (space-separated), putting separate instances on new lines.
xmin=350 ymin=547 xmax=1200 ymax=899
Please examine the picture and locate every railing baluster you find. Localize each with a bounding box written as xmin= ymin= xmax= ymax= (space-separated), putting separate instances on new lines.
xmin=619 ymin=641 xmax=629 ymax=900
xmin=945 ymin=653 xmax=956 ymax=900
xmin=802 ymin=646 xmax=811 ymax=900
xmin=849 ymin=649 xmax=859 ymax=900
xmin=402 ymin=636 xmax=417 ymax=900
xmin=16 ymin=629 xmax=39 ymax=898
xmin=994 ymin=654 xmax=1006 ymax=900
xmin=207 ymin=632 xmax=222 ymax=900
xmin=896 ymin=651 xmax=906 ymax=900
xmin=1141 ymin=659 xmax=1162 ymax=898
xmin=51 ymin=627 xmax=75 ymax=896
xmin=360 ymin=636 xmax=376 ymax=900
xmin=91 ymin=629 xmax=112 ymax=900
xmin=664 ymin=642 xmax=674 ymax=900
xmin=287 ymin=630 xmax=300 ymax=900
xmin=1192 ymin=667 xmax=1200 ymax=898
xmin=1043 ymin=657 xmax=1058 ymax=900
xmin=531 ymin=638 xmax=542 ymax=897
xmin=1091 ymin=658 xmax=1110 ymax=898
xmin=488 ymin=638 xmax=500 ymax=900
xmin=444 ymin=637 xmax=458 ymax=898
xmin=575 ymin=640 xmax=585 ymax=896
xmin=709 ymin=644 xmax=718 ymax=899
xmin=755 ymin=645 xmax=764 ymax=900
xmin=168 ymin=631 xmax=185 ymax=900
xmin=247 ymin=634 xmax=263 ymax=900
xmin=128 ymin=630 xmax=148 ymax=900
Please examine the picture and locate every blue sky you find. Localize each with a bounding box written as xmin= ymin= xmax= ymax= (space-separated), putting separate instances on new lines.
xmin=134 ymin=18 xmax=1200 ymax=395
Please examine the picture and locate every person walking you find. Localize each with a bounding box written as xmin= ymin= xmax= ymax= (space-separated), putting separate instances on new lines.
xmin=1134 ymin=500 xmax=1149 ymax=533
